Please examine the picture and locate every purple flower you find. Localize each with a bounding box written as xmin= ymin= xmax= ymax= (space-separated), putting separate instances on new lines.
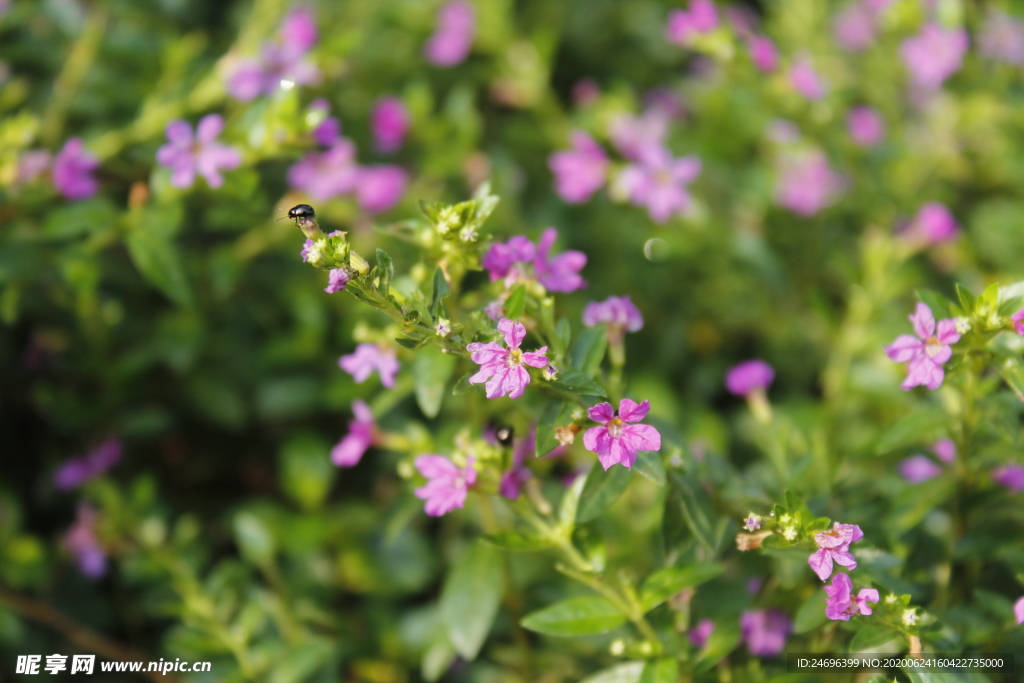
xmin=744 ymin=514 xmax=762 ymax=532
xmin=534 ymin=228 xmax=587 ymax=293
xmin=899 ymin=455 xmax=943 ymax=484
xmin=834 ymin=3 xmax=877 ymax=52
xmin=740 ymin=609 xmax=791 ymax=657
xmin=325 ymin=269 xmax=350 ymax=294
xmin=824 ymin=572 xmax=879 ymax=621
xmin=616 ymin=149 xmax=702 ymax=224
xmin=313 ymin=116 xmax=341 ymax=147
xmin=583 ymin=295 xmax=644 ymax=338
xmin=483 ymin=235 xmax=536 ymax=285
xmin=666 ymin=0 xmax=719 ymax=45
xmin=63 ymin=505 xmax=106 ymax=579
xmin=609 ymin=110 xmax=669 ymax=163
xmin=371 ymin=97 xmax=410 ymax=154
xmin=156 ymin=115 xmax=241 ymax=189
xmin=414 ymin=455 xmax=477 ymax=516
xmin=980 ymin=11 xmax=1024 ymax=65
xmin=689 ymin=619 xmax=715 ymax=648
xmin=354 ymin=165 xmax=407 ymax=213
xmin=933 ymin=439 xmax=956 ymax=464
xmin=885 ymin=303 xmax=961 ymax=391
xmin=228 ymin=8 xmax=320 ymax=101
xmin=499 ymin=430 xmax=534 ymax=500
xmin=992 ymin=464 xmax=1024 ymax=493
xmin=1012 ymin=309 xmax=1024 ymax=336
xmin=789 ymin=56 xmax=826 ymax=100
xmin=847 ymin=106 xmax=885 ymax=147
xmin=54 ymin=437 xmax=122 ymax=491
xmin=549 ymin=131 xmax=609 ymax=204
xmin=900 ymin=24 xmax=968 ymax=90
xmin=467 ymin=318 xmax=549 ymax=399
xmin=583 ymin=399 xmax=661 ymax=470
xmin=331 ymin=400 xmax=375 ymax=467
xmin=725 ymin=360 xmax=775 ymax=396
xmin=903 ymin=202 xmax=959 ymax=245
xmin=808 ymin=523 xmax=863 ymax=582
xmin=52 ymin=138 xmax=99 ymax=200
xmin=339 ymin=343 xmax=400 ymax=388
xmin=287 ymin=139 xmax=360 ymax=202
xmin=424 ymin=1 xmax=475 ymax=67
xmin=747 ymin=35 xmax=779 ymax=72
xmin=1015 ymin=596 xmax=1024 ymax=625
xmin=774 ymin=149 xmax=842 ymax=216
xmin=18 ymin=150 xmax=51 ymax=184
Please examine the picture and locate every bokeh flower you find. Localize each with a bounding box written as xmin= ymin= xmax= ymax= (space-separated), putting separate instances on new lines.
xmin=339 ymin=343 xmax=400 ymax=388
xmin=52 ymin=138 xmax=99 ymax=200
xmin=583 ymin=295 xmax=644 ymax=342
xmin=288 ymin=139 xmax=360 ymax=202
xmin=534 ymin=228 xmax=587 ymax=293
xmin=740 ymin=609 xmax=791 ymax=657
xmin=156 ymin=115 xmax=241 ymax=189
xmin=583 ymin=398 xmax=662 ymax=470
xmin=54 ymin=437 xmax=122 ymax=491
xmin=899 ymin=455 xmax=943 ymax=484
xmin=992 ymin=464 xmax=1024 ymax=493
xmin=616 ymin=149 xmax=702 ymax=223
xmin=1015 ymin=596 xmax=1024 ymax=625
xmin=331 ymin=400 xmax=375 ymax=467
xmin=414 ymin=455 xmax=476 ymax=516
xmin=609 ymin=110 xmax=669 ymax=163
xmin=354 ymin=165 xmax=408 ymax=213
xmin=979 ymin=10 xmax=1024 ymax=65
xmin=228 ymin=8 xmax=320 ymax=101
xmin=902 ymin=202 xmax=959 ymax=245
xmin=371 ymin=96 xmax=410 ymax=154
xmin=665 ymin=0 xmax=719 ymax=46
xmin=689 ymin=619 xmax=714 ymax=648
xmin=63 ymin=504 xmax=106 ymax=579
xmin=549 ymin=131 xmax=609 ymax=203
xmin=885 ymin=303 xmax=960 ymax=391
xmin=847 ymin=106 xmax=885 ymax=147
xmin=467 ymin=318 xmax=549 ymax=399
xmin=499 ymin=430 xmax=534 ymax=500
xmin=833 ymin=3 xmax=877 ymax=52
xmin=726 ymin=360 xmax=775 ymax=396
xmin=900 ymin=23 xmax=968 ymax=90
xmin=747 ymin=35 xmax=778 ymax=72
xmin=824 ymin=572 xmax=879 ymax=620
xmin=774 ymin=149 xmax=842 ymax=216
xmin=789 ymin=56 xmax=826 ymax=100
xmin=424 ymin=1 xmax=475 ymax=67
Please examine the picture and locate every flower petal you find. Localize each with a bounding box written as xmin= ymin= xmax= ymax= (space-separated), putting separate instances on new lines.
xmin=498 ymin=318 xmax=526 ymax=349
xmin=935 ymin=318 xmax=961 ymax=345
xmin=909 ymin=302 xmax=935 ymax=339
xmin=617 ymin=398 xmax=650 ymax=423
xmin=587 ymin=402 xmax=615 ymax=424
xmin=415 ymin=455 xmax=458 ymax=479
xmin=886 ymin=335 xmax=922 ymax=362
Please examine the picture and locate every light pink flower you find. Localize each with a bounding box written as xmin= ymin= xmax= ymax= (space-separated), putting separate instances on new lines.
xmin=747 ymin=35 xmax=779 ymax=72
xmin=899 ymin=454 xmax=943 ymax=484
xmin=467 ymin=318 xmax=549 ymax=399
xmin=63 ymin=504 xmax=106 ymax=579
xmin=726 ymin=360 xmax=774 ymax=396
xmin=834 ymin=3 xmax=877 ymax=52
xmin=824 ymin=572 xmax=879 ymax=621
xmin=900 ymin=23 xmax=968 ymax=90
xmin=534 ymin=228 xmax=587 ymax=293
xmin=980 ymin=10 xmax=1024 ymax=65
xmin=549 ymin=131 xmax=609 ymax=203
xmin=228 ymin=8 xmax=320 ymax=101
xmin=993 ymin=464 xmax=1024 ymax=493
xmin=609 ymin=110 xmax=669 ymax=163
xmin=689 ymin=619 xmax=714 ymax=647
xmin=933 ymin=439 xmax=956 ymax=464
xmin=847 ymin=106 xmax=885 ymax=147
xmin=583 ymin=399 xmax=661 ymax=470
xmin=371 ymin=96 xmax=410 ymax=154
xmin=789 ymin=56 xmax=826 ymax=100
xmin=1015 ymin=596 xmax=1024 ymax=625
xmin=156 ymin=115 xmax=242 ymax=189
xmin=583 ymin=296 xmax=644 ymax=338
xmin=52 ymin=138 xmax=99 ymax=200
xmin=339 ymin=343 xmax=400 ymax=388
xmin=903 ymin=202 xmax=959 ymax=245
xmin=1012 ymin=309 xmax=1024 ymax=336
xmin=287 ymin=139 xmax=360 ymax=202
xmin=666 ymin=0 xmax=719 ymax=45
xmin=325 ymin=269 xmax=350 ymax=294
xmin=885 ymin=303 xmax=960 ymax=391
xmin=808 ymin=522 xmax=864 ymax=581
xmin=414 ymin=455 xmax=476 ymax=516
xmin=354 ymin=165 xmax=407 ymax=214
xmin=616 ymin=148 xmax=702 ymax=223
xmin=740 ymin=609 xmax=790 ymax=657
xmin=331 ymin=400 xmax=375 ymax=467
xmin=774 ymin=149 xmax=842 ymax=216
xmin=424 ymin=1 xmax=475 ymax=67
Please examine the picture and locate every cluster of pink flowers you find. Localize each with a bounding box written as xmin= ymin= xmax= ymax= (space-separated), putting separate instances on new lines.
xmin=900 ymin=23 xmax=968 ymax=91
xmin=482 ymin=229 xmax=587 ymax=294
xmin=53 ymin=437 xmax=122 ymax=491
xmin=156 ymin=115 xmax=242 ymax=189
xmin=665 ymin=0 xmax=718 ymax=46
xmin=809 ymin=522 xmax=879 ymax=621
xmin=689 ymin=609 xmax=792 ymax=658
xmin=339 ymin=343 xmax=400 ymax=388
xmin=424 ymin=1 xmax=475 ymax=67
xmin=583 ymin=295 xmax=644 ymax=343
xmin=774 ymin=147 xmax=843 ymax=217
xmin=885 ymin=302 xmax=960 ymax=391
xmin=228 ymin=8 xmax=320 ymax=101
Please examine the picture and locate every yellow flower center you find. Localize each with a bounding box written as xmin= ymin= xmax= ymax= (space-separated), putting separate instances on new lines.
xmin=607 ymin=416 xmax=625 ymax=437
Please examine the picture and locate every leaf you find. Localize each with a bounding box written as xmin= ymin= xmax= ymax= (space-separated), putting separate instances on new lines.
xmin=43 ymin=198 xmax=118 ymax=239
xmin=916 ymin=289 xmax=953 ymax=318
xmin=414 ymin=347 xmax=457 ymax=418
xmin=452 ymin=371 xmax=484 ymax=396
xmin=793 ymin=591 xmax=829 ymax=634
xmin=430 ymin=267 xmax=450 ymax=317
xmin=955 ymin=283 xmax=976 ymax=315
xmin=558 ymin=473 xmax=586 ymax=529
xmin=124 ymin=228 xmax=194 ymax=307
xmin=504 ymin=284 xmax=527 ymax=320
xmin=549 ymin=369 xmax=607 ymax=398
xmin=577 ymin=465 xmax=632 ymax=523
xmin=694 ymin=620 xmax=741 ymax=672
xmin=520 ymin=596 xmax=627 ymax=636
xmin=639 ymin=563 xmax=725 ymax=612
xmin=233 ymin=512 xmax=275 ymax=567
xmin=571 ymin=325 xmax=608 ymax=376
xmin=998 ymin=356 xmax=1024 ymax=401
xmin=873 ymin=409 xmax=950 ymax=455
xmin=375 ymin=248 xmax=394 ymax=296
xmin=536 ymin=400 xmax=574 ymax=457
xmin=396 ymin=335 xmax=431 ymax=350
xmin=279 ymin=433 xmax=335 ymax=512
xmin=440 ymin=542 xmax=504 ymax=660
xmin=633 ymin=451 xmax=665 ymax=485
xmin=580 ymin=662 xmax=645 ymax=683
xmin=481 ymin=532 xmax=555 ymax=552
xmin=639 ymin=658 xmax=679 ymax=683
xmin=421 ymin=633 xmax=455 ymax=682
xmin=848 ymin=624 xmax=900 ymax=653
xmin=666 ymin=472 xmax=716 ymax=552
xmin=554 ymin=317 xmax=572 ymax=357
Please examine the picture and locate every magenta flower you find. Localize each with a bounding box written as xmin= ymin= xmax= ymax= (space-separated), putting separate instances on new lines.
xmin=1015 ymin=596 xmax=1024 ymax=625
xmin=467 ymin=318 xmax=549 ymax=399
xmin=52 ymin=138 xmax=99 ymax=200
xmin=228 ymin=8 xmax=320 ymax=101
xmin=583 ymin=399 xmax=661 ymax=470
xmin=885 ymin=303 xmax=961 ymax=391
xmin=313 ymin=117 xmax=341 ymax=147
xmin=354 ymin=165 xmax=407 ymax=214
xmin=609 ymin=110 xmax=669 ymax=163
xmin=1012 ymin=309 xmax=1024 ymax=336
xmin=287 ymin=139 xmax=360 ymax=202
xmin=499 ymin=430 xmax=534 ymax=500
xmin=808 ymin=522 xmax=864 ymax=582
xmin=424 ymin=1 xmax=475 ymax=67
xmin=414 ymin=455 xmax=476 ymax=516
xmin=824 ymin=572 xmax=879 ymax=621
xmin=689 ymin=619 xmax=715 ymax=648
xmin=725 ymin=360 xmax=775 ymax=396
xmin=774 ymin=149 xmax=842 ymax=216
xmin=847 ymin=106 xmax=885 ymax=147
xmin=900 ymin=23 xmax=968 ymax=90
xmin=992 ymin=464 xmax=1024 ymax=493
xmin=903 ymin=202 xmax=959 ymax=245
xmin=156 ymin=115 xmax=241 ymax=189
xmin=747 ymin=35 xmax=779 ymax=72
xmin=339 ymin=343 xmax=400 ymax=388
xmin=549 ymin=131 xmax=609 ymax=204
xmin=899 ymin=455 xmax=943 ymax=484
xmin=583 ymin=295 xmax=644 ymax=338
xmin=665 ymin=0 xmax=719 ymax=45
xmin=325 ymin=268 xmax=351 ymax=294
xmin=740 ymin=609 xmax=791 ymax=657
xmin=616 ymin=149 xmax=702 ymax=223
xmin=833 ymin=3 xmax=877 ymax=52
xmin=534 ymin=228 xmax=587 ymax=293
xmin=483 ymin=235 xmax=536 ymax=284
xmin=789 ymin=56 xmax=826 ymax=101
xmin=980 ymin=11 xmax=1024 ymax=65
xmin=63 ymin=505 xmax=106 ymax=579
xmin=331 ymin=400 xmax=375 ymax=467
xmin=371 ymin=97 xmax=410 ymax=154
xmin=54 ymin=437 xmax=122 ymax=491
xmin=933 ymin=439 xmax=956 ymax=464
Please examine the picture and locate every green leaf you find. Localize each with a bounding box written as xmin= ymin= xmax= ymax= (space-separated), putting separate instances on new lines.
xmin=233 ymin=512 xmax=275 ymax=567
xmin=577 ymin=465 xmax=632 ymax=523
xmin=440 ymin=542 xmax=504 ymax=660
xmin=555 ymin=317 xmax=572 ymax=357
xmin=998 ymin=356 xmax=1024 ymax=401
xmin=559 ymin=473 xmax=586 ymax=529
xmin=520 ymin=596 xmax=627 ymax=636
xmin=666 ymin=472 xmax=716 ymax=552
xmin=414 ymin=347 xmax=457 ymax=418
xmin=549 ymin=369 xmax=607 ymax=398
xmin=916 ymin=289 xmax=954 ymax=318
xmin=452 ymin=371 xmax=485 ymax=396
xmin=955 ymin=283 xmax=977 ymax=314
xmin=430 ymin=267 xmax=450 ymax=317
xmin=279 ymin=433 xmax=335 ymax=511
xmin=695 ymin=620 xmax=741 ymax=672
xmin=633 ymin=451 xmax=665 ymax=485
xmin=43 ymin=198 xmax=118 ymax=239
xmin=537 ymin=400 xmax=574 ymax=457
xmin=504 ymin=284 xmax=527 ymax=320
xmin=571 ymin=325 xmax=608 ymax=376
xmin=848 ymin=624 xmax=900 ymax=653
xmin=639 ymin=563 xmax=725 ymax=612
xmin=481 ymin=532 xmax=555 ymax=552
xmin=793 ymin=591 xmax=829 ymax=634
xmin=874 ymin=409 xmax=950 ymax=455
xmin=396 ymin=335 xmax=431 ymax=350
xmin=375 ymin=248 xmax=394 ymax=296
xmin=580 ymin=662 xmax=644 ymax=683
xmin=421 ymin=633 xmax=455 ymax=682
xmin=124 ymin=228 xmax=194 ymax=307
xmin=639 ymin=658 xmax=679 ymax=683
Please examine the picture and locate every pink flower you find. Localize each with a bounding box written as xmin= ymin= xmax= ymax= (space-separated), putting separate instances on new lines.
xmin=789 ymin=56 xmax=826 ymax=100
xmin=980 ymin=11 xmax=1024 ymax=65
xmin=885 ymin=303 xmax=961 ymax=391
xmin=899 ymin=454 xmax=943 ymax=484
xmin=900 ymin=23 xmax=968 ymax=90
xmin=609 ymin=110 xmax=669 ymax=163
xmin=847 ymin=106 xmax=885 ymax=147
xmin=583 ymin=399 xmax=662 ymax=470
xmin=583 ymin=295 xmax=644 ymax=337
xmin=228 ymin=8 xmax=320 ymax=101
xmin=933 ymin=439 xmax=956 ymax=464
xmin=689 ymin=619 xmax=714 ymax=648
xmin=747 ymin=35 xmax=779 ymax=72
xmin=156 ymin=115 xmax=242 ymax=189
xmin=1012 ymin=309 xmax=1024 ymax=336
xmin=467 ymin=318 xmax=549 ymax=399
xmin=549 ymin=131 xmax=609 ymax=204
xmin=774 ymin=149 xmax=842 ymax=216
xmin=616 ymin=149 xmax=702 ymax=224
xmin=371 ymin=97 xmax=410 ymax=154
xmin=52 ymin=138 xmax=99 ymax=200
xmin=824 ymin=572 xmax=879 ymax=621
xmin=534 ymin=228 xmax=587 ymax=293
xmin=288 ymin=139 xmax=360 ymax=202
xmin=54 ymin=437 xmax=122 ymax=491
xmin=808 ymin=522 xmax=864 ymax=581
xmin=17 ymin=150 xmax=51 ymax=184
xmin=339 ymin=343 xmax=400 ymax=388
xmin=666 ymin=0 xmax=719 ymax=45
xmin=331 ymin=400 xmax=375 ymax=467
xmin=1015 ymin=596 xmax=1024 ymax=625
xmin=725 ymin=360 xmax=775 ymax=396
xmin=414 ymin=455 xmax=477 ymax=516
xmin=482 ymin=235 xmax=537 ymax=284
xmin=834 ymin=3 xmax=877 ymax=52
xmin=903 ymin=202 xmax=959 ymax=245
xmin=63 ymin=505 xmax=106 ymax=578
xmin=992 ymin=464 xmax=1024 ymax=493
xmin=740 ymin=609 xmax=791 ymax=657
xmin=313 ymin=116 xmax=341 ymax=147
xmin=424 ymin=1 xmax=475 ymax=67
xmin=324 ymin=268 xmax=350 ymax=294
xmin=354 ymin=165 xmax=407 ymax=213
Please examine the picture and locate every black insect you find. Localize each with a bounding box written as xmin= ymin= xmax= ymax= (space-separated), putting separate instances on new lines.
xmin=288 ymin=204 xmax=316 ymax=220
xmin=495 ymin=426 xmax=514 ymax=447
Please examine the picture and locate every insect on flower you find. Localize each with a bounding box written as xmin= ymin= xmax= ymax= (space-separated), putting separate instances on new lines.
xmin=279 ymin=203 xmax=321 ymax=239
